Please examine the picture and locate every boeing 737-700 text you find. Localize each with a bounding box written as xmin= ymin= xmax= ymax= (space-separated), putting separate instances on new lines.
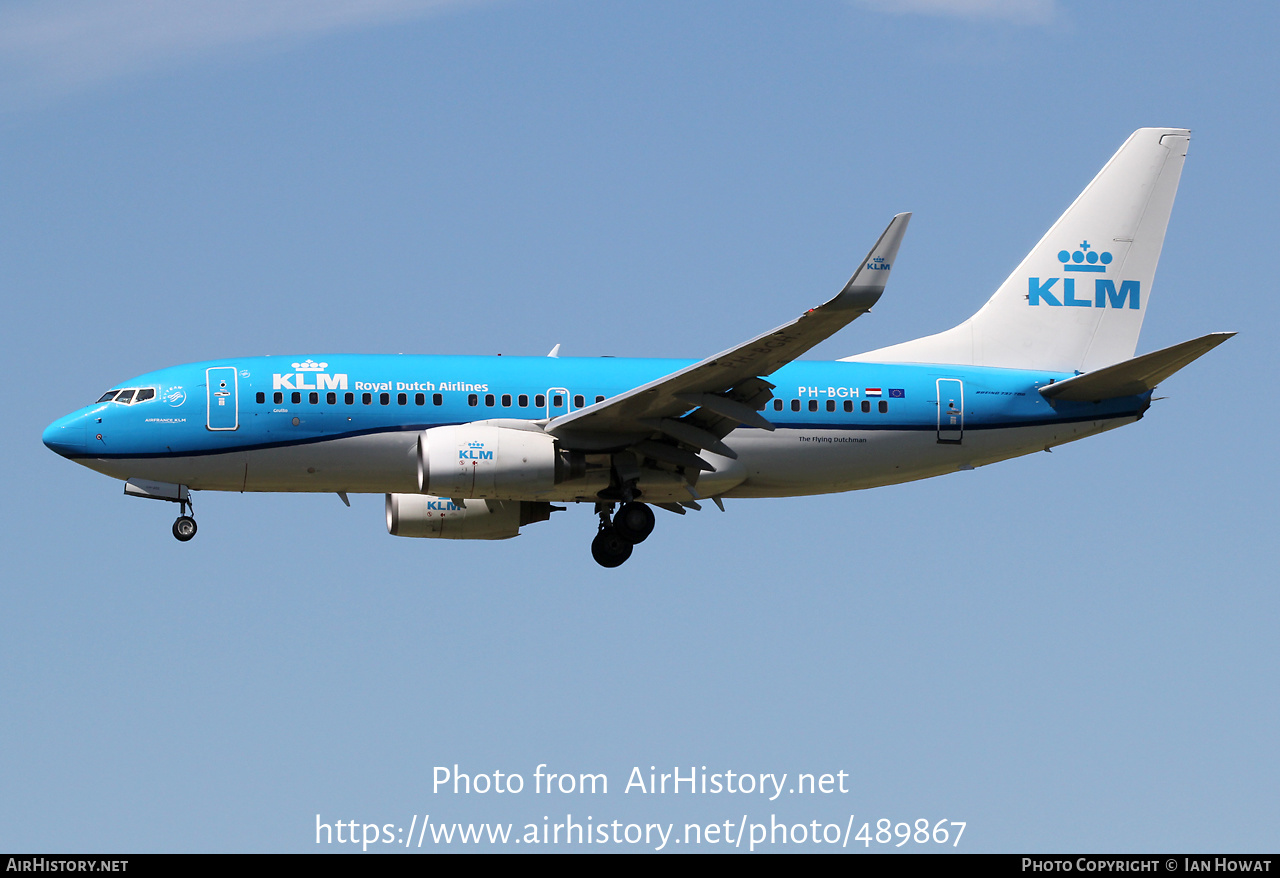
xmin=43 ymin=128 xmax=1232 ymax=566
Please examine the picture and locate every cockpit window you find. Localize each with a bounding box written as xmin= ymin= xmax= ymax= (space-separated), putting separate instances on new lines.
xmin=95 ymin=387 xmax=156 ymax=405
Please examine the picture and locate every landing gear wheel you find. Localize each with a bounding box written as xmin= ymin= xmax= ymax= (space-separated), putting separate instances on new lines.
xmin=613 ymin=502 xmax=655 ymax=544
xmin=172 ymin=516 xmax=197 ymax=542
xmin=591 ymin=526 xmax=633 ymax=568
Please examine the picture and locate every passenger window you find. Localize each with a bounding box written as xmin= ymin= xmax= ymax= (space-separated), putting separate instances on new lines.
xmin=397 ymin=393 xmax=407 ymax=405
xmin=97 ymin=391 xmax=119 ymax=403
xmin=380 ymin=393 xmax=390 ymax=405
xmin=309 ymin=392 xmax=319 ymax=404
xmin=552 ymin=394 xmax=563 ymax=407
xmin=595 ymin=395 xmax=605 ymax=404
xmin=574 ymin=395 xmax=584 ymax=408
xmin=519 ymin=394 xmax=529 ymax=407
xmin=862 ymin=400 xmax=870 ymax=413
xmin=826 ymin=400 xmax=835 ymax=412
xmin=501 ymin=394 xmax=512 ymax=407
xmin=362 ymin=393 xmax=372 ymax=405
xmin=808 ymin=400 xmax=818 ymax=412
xmin=344 ymin=392 xmax=353 ymax=405
xmin=415 ymin=393 xmax=425 ymax=406
xmin=432 ymin=393 xmax=442 ymax=406
xmin=485 ymin=394 xmax=495 ymax=406
xmin=535 ymin=394 xmax=546 ymax=407
xmin=274 ymin=392 xmax=283 ymax=404
xmin=256 ymin=392 xmax=265 ymax=404
xmin=844 ymin=400 xmax=853 ymax=412
xmin=879 ymin=400 xmax=888 ymax=413
xmin=791 ymin=399 xmax=800 ymax=412
xmin=327 ymin=392 xmax=337 ymax=405
xmin=135 ymin=388 xmax=155 ymax=402
xmin=773 ymin=399 xmax=783 ymax=411
xmin=468 ymin=394 xmax=478 ymax=407
xmin=291 ymin=392 xmax=301 ymax=404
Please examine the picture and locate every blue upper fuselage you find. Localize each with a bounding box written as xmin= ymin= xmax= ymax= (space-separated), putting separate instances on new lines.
xmin=42 ymin=354 xmax=1149 ymax=461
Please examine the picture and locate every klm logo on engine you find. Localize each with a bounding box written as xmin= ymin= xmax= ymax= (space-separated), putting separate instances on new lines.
xmin=272 ymin=359 xmax=349 ymax=391
xmin=460 ymin=441 xmax=493 ymax=461
xmin=1028 ymin=240 xmax=1139 ymax=309
xmin=425 ymin=499 xmax=461 ymax=511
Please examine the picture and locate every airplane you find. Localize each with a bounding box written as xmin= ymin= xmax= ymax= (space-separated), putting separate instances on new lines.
xmin=42 ymin=128 xmax=1233 ymax=567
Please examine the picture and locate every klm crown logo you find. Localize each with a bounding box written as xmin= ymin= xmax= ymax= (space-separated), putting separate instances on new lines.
xmin=1057 ymin=241 xmax=1112 ymax=273
xmin=1028 ymin=238 xmax=1139 ymax=309
xmin=866 ymin=256 xmax=890 ymax=271
xmin=273 ymin=358 xmax=348 ymax=391
xmin=460 ymin=440 xmax=493 ymax=461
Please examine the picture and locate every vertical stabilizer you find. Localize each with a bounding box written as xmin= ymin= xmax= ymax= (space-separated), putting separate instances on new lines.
xmin=846 ymin=129 xmax=1189 ymax=372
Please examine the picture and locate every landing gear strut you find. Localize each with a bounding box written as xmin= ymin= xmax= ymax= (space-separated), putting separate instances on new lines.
xmin=590 ymin=501 xmax=655 ymax=567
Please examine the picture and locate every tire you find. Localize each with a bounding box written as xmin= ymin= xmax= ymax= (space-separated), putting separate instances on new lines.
xmin=591 ymin=527 xmax=633 ymax=568
xmin=172 ymin=516 xmax=197 ymax=542
xmin=613 ymin=502 xmax=655 ymax=544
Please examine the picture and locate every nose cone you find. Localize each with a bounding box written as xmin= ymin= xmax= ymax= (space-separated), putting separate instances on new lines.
xmin=43 ymin=413 xmax=87 ymax=458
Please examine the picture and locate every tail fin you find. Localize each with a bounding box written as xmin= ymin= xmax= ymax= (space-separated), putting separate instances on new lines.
xmin=846 ymin=128 xmax=1190 ymax=373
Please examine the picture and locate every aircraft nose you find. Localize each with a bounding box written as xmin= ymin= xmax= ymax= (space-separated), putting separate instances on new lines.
xmin=42 ymin=414 xmax=87 ymax=458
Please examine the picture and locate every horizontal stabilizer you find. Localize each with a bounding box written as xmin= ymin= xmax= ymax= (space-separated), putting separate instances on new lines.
xmin=1040 ymin=332 xmax=1234 ymax=402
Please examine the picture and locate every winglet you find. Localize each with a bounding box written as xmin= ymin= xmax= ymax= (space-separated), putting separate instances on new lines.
xmin=831 ymin=212 xmax=911 ymax=311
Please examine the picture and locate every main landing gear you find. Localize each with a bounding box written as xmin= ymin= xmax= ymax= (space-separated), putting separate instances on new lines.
xmin=591 ymin=501 xmax=656 ymax=568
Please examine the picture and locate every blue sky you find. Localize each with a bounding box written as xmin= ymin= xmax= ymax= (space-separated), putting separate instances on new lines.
xmin=2 ymin=0 xmax=1276 ymax=853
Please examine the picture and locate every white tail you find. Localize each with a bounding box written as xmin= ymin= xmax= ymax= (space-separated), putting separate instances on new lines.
xmin=847 ymin=128 xmax=1190 ymax=373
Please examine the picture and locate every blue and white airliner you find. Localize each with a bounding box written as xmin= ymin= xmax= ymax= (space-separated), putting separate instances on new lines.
xmin=43 ymin=128 xmax=1232 ymax=566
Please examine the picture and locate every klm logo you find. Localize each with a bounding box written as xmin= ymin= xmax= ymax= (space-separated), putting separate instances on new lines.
xmin=460 ymin=442 xmax=493 ymax=461
xmin=272 ymin=359 xmax=349 ymax=391
xmin=1029 ymin=241 xmax=1139 ymax=309
xmin=865 ymin=256 xmax=890 ymax=271
xmin=425 ymin=499 xmax=461 ymax=511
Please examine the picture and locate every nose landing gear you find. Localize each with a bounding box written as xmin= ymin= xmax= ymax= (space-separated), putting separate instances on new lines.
xmin=172 ymin=515 xmax=197 ymax=541
xmin=172 ymin=497 xmax=197 ymax=542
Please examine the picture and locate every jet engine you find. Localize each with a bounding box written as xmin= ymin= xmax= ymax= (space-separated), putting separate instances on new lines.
xmin=386 ymin=493 xmax=555 ymax=540
xmin=418 ymin=425 xmax=562 ymax=499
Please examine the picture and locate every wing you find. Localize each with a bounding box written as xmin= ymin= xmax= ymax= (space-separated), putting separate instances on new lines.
xmin=546 ymin=213 xmax=911 ymax=465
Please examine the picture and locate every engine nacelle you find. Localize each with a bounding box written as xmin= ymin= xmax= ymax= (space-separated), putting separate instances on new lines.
xmin=418 ymin=425 xmax=560 ymax=499
xmin=386 ymin=493 xmax=554 ymax=540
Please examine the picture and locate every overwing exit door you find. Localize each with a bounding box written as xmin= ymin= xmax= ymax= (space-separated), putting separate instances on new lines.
xmin=546 ymin=387 xmax=570 ymax=419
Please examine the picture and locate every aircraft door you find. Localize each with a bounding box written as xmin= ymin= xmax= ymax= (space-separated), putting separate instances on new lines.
xmin=936 ymin=378 xmax=963 ymax=445
xmin=206 ymin=366 xmax=239 ymax=431
xmin=546 ymin=387 xmax=571 ymax=419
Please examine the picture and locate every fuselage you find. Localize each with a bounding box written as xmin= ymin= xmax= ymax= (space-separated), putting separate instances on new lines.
xmin=42 ymin=354 xmax=1149 ymax=504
